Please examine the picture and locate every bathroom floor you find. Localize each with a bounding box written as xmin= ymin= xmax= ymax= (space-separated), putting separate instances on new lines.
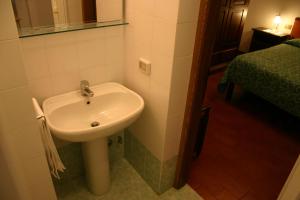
xmin=55 ymin=159 xmax=203 ymax=200
xmin=188 ymin=72 xmax=300 ymax=199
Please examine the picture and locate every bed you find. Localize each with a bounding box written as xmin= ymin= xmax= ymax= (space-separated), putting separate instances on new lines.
xmin=220 ymin=18 xmax=300 ymax=119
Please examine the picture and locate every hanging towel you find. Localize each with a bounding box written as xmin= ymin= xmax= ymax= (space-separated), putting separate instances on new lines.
xmin=32 ymin=98 xmax=66 ymax=179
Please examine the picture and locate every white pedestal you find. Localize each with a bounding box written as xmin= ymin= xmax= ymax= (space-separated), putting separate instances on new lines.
xmin=82 ymin=137 xmax=110 ymax=195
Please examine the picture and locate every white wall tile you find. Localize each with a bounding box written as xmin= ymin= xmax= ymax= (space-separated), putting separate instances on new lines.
xmin=151 ymin=54 xmax=173 ymax=89
xmin=106 ymin=35 xmax=124 ymax=67
xmin=0 ymin=86 xmax=56 ymax=199
xmin=0 ymin=2 xmax=57 ymax=199
xmin=50 ymin=70 xmax=81 ymax=96
xmin=163 ymin=113 xmax=184 ymax=161
xmin=0 ymin=0 xmax=18 ymax=41
xmin=126 ymin=0 xmax=135 ymax=14
xmin=79 ymin=65 xmax=111 ymax=86
xmin=152 ymin=19 xmax=177 ymax=57
xmin=0 ymin=132 xmax=33 ymax=200
xmin=105 ymin=26 xmax=124 ymax=37
xmin=0 ymin=160 xmax=26 ymax=200
xmin=153 ymin=0 xmax=180 ymax=23
xmin=0 ymin=86 xmax=38 ymax=136
xmin=76 ymin=27 xmax=107 ymax=40
xmin=132 ymin=14 xmax=154 ymax=48
xmin=27 ymin=78 xmax=54 ymax=104
xmin=23 ymin=156 xmax=57 ymax=200
xmin=0 ymin=40 xmax=27 ymax=91
xmin=21 ymin=37 xmax=49 ymax=80
xmin=174 ymin=22 xmax=197 ymax=57
xmin=45 ymin=33 xmax=79 ymax=76
xmin=8 ymin=128 xmax=44 ymax=161
xmin=135 ymin=0 xmax=155 ymax=16
xmin=177 ymin=0 xmax=201 ymax=23
xmin=124 ymin=0 xmax=186 ymax=161
xmin=77 ymin=36 xmax=107 ymax=68
xmin=168 ymin=56 xmax=192 ymax=119
xmin=21 ymin=27 xmax=125 ymax=101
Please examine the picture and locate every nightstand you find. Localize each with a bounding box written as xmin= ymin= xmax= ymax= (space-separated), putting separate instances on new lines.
xmin=250 ymin=27 xmax=290 ymax=51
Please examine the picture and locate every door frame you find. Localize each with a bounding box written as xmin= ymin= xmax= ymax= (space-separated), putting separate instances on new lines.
xmin=174 ymin=0 xmax=222 ymax=188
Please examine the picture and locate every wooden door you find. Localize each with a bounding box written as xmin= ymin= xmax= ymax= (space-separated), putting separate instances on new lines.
xmin=223 ymin=7 xmax=247 ymax=49
xmin=213 ymin=7 xmax=228 ymax=52
xmin=211 ymin=0 xmax=249 ymax=66
xmin=221 ymin=0 xmax=229 ymax=6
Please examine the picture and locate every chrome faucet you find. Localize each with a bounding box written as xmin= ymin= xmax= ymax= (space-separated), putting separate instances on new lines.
xmin=80 ymin=80 xmax=94 ymax=97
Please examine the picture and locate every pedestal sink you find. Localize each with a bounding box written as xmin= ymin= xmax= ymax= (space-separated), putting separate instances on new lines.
xmin=43 ymin=82 xmax=144 ymax=195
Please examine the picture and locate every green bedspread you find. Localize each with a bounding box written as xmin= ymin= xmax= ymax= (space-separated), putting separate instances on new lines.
xmin=221 ymin=40 xmax=300 ymax=118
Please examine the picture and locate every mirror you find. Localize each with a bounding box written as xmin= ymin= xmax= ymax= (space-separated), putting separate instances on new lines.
xmin=11 ymin=0 xmax=125 ymax=37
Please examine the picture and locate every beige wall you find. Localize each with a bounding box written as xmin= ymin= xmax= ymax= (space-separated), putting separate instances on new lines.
xmin=239 ymin=0 xmax=282 ymax=52
xmin=240 ymin=0 xmax=300 ymax=52
xmin=280 ymin=0 xmax=300 ymax=31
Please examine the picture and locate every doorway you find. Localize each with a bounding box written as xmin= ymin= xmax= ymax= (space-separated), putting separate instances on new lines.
xmin=174 ymin=0 xmax=300 ymax=199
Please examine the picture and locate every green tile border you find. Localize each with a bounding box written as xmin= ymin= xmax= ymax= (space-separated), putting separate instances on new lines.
xmin=124 ymin=130 xmax=178 ymax=194
xmin=53 ymin=130 xmax=176 ymax=195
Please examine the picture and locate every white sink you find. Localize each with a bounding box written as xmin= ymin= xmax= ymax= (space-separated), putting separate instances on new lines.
xmin=43 ymin=82 xmax=144 ymax=195
xmin=43 ymin=82 xmax=144 ymax=142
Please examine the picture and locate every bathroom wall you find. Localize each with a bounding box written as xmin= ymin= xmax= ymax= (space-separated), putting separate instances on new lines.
xmin=0 ymin=0 xmax=56 ymax=199
xmin=21 ymin=26 xmax=125 ymax=104
xmin=124 ymin=0 xmax=180 ymax=161
xmin=239 ymin=0 xmax=283 ymax=52
xmin=18 ymin=0 xmax=199 ymax=195
xmin=124 ymin=0 xmax=200 ymax=193
xmin=164 ymin=0 xmax=200 ymax=162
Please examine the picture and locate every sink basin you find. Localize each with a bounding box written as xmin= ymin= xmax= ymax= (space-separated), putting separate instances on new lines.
xmin=42 ymin=82 xmax=144 ymax=195
xmin=43 ymin=82 xmax=144 ymax=142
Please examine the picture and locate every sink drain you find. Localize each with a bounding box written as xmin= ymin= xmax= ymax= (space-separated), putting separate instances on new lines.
xmin=91 ymin=121 xmax=100 ymax=127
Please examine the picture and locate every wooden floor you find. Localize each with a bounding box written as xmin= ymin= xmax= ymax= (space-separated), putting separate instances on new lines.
xmin=188 ymin=72 xmax=300 ymax=200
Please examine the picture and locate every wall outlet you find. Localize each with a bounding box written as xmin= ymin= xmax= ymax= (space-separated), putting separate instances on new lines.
xmin=139 ymin=58 xmax=151 ymax=75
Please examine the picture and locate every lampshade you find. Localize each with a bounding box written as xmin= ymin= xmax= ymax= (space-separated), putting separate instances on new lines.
xmin=274 ymin=15 xmax=282 ymax=25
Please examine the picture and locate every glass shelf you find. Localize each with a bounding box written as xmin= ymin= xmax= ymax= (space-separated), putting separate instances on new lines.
xmin=19 ymin=20 xmax=128 ymax=38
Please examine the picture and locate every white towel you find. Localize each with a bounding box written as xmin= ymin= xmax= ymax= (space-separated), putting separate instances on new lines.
xmin=32 ymin=98 xmax=66 ymax=179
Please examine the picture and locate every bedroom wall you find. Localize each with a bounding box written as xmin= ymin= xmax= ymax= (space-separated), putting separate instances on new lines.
xmin=239 ymin=0 xmax=283 ymax=52
xmin=280 ymin=0 xmax=300 ymax=31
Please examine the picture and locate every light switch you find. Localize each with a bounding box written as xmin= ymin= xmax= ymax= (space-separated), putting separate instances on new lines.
xmin=139 ymin=58 xmax=151 ymax=75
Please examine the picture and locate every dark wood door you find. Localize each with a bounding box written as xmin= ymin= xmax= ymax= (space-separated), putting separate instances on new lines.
xmin=221 ymin=0 xmax=229 ymax=6
xmin=211 ymin=0 xmax=249 ymax=66
xmin=214 ymin=8 xmax=228 ymax=52
xmin=223 ymin=7 xmax=247 ymax=48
